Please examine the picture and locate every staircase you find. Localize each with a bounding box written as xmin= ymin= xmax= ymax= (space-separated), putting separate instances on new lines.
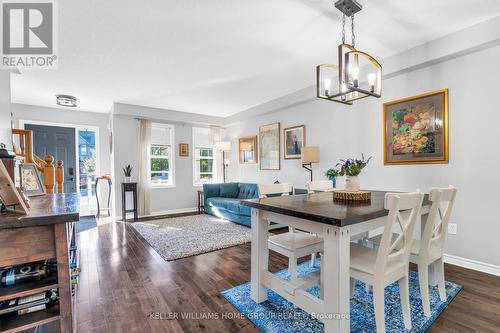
xmin=12 ymin=129 xmax=65 ymax=193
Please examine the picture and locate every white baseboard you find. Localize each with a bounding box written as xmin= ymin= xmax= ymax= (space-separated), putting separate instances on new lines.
xmin=444 ymin=254 xmax=500 ymax=277
xmin=147 ymin=207 xmax=198 ymax=217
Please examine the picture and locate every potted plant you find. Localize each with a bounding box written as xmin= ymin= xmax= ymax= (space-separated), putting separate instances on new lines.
xmin=325 ymin=168 xmax=340 ymax=188
xmin=326 ymin=154 xmax=372 ymax=191
xmin=122 ymin=164 xmax=133 ymax=183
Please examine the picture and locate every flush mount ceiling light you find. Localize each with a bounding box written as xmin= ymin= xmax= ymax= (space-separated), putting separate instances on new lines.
xmin=56 ymin=94 xmax=77 ymax=107
xmin=316 ymin=0 xmax=382 ymax=105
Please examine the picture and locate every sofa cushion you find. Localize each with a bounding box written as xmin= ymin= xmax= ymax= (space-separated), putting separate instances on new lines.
xmin=206 ymin=197 xmax=240 ymax=212
xmin=203 ymin=183 xmax=220 ymax=198
xmin=220 ymin=183 xmax=240 ymax=198
xmin=238 ymin=183 xmax=259 ymax=199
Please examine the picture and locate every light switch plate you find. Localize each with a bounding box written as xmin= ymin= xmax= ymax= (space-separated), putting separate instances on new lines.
xmin=448 ymin=223 xmax=457 ymax=235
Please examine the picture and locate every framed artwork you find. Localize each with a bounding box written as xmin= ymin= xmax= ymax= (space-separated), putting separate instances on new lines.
xmin=384 ymin=89 xmax=449 ymax=165
xmin=259 ymin=123 xmax=280 ymax=170
xmin=283 ymin=125 xmax=305 ymax=159
xmin=0 ymin=160 xmax=29 ymax=214
xmin=179 ymin=143 xmax=189 ymax=157
xmin=19 ymin=163 xmax=45 ymax=196
xmin=239 ymin=136 xmax=257 ymax=164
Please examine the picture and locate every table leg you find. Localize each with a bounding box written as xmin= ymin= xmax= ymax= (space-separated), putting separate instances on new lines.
xmin=95 ymin=179 xmax=100 ymax=219
xmin=250 ymin=208 xmax=269 ymax=303
xmin=322 ymin=226 xmax=350 ymax=333
xmin=107 ymin=179 xmax=112 ymax=217
xmin=133 ymin=188 xmax=138 ymax=222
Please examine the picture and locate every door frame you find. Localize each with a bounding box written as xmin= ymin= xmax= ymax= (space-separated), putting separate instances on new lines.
xmin=19 ymin=119 xmax=101 ymax=196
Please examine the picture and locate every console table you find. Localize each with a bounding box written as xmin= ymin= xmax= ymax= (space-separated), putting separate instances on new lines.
xmin=0 ymin=193 xmax=80 ymax=333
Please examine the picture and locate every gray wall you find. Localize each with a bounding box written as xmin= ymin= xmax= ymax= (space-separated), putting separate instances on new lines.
xmin=0 ymin=71 xmax=11 ymax=147
xmin=227 ymin=43 xmax=500 ymax=267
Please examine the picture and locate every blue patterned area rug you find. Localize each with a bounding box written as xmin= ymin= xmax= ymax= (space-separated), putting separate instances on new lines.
xmin=220 ymin=259 xmax=462 ymax=333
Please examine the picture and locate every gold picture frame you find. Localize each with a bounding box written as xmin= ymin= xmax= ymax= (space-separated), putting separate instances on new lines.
xmin=283 ymin=125 xmax=305 ymax=160
xmin=239 ymin=136 xmax=258 ymax=164
xmin=179 ymin=143 xmax=189 ymax=157
xmin=383 ymin=89 xmax=449 ymax=165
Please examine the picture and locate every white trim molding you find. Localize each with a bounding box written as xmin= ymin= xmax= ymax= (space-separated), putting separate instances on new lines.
xmin=444 ymin=254 xmax=500 ymax=277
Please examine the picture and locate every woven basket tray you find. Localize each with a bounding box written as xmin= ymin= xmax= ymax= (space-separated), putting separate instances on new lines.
xmin=333 ymin=190 xmax=371 ymax=201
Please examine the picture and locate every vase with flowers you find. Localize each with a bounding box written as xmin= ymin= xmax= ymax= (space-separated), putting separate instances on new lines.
xmin=325 ymin=154 xmax=372 ymax=192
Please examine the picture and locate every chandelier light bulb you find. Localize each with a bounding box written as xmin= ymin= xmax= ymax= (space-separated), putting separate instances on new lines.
xmin=350 ymin=65 xmax=360 ymax=87
xmin=324 ymin=78 xmax=332 ymax=96
xmin=367 ymin=73 xmax=376 ymax=92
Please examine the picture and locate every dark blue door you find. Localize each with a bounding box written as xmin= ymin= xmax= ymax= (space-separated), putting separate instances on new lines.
xmin=25 ymin=124 xmax=77 ymax=193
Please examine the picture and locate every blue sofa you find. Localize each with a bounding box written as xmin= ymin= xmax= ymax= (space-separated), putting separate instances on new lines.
xmin=203 ymin=183 xmax=259 ymax=227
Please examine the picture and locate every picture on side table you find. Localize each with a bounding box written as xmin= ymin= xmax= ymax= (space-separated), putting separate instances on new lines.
xmin=19 ymin=163 xmax=45 ymax=196
xmin=384 ymin=89 xmax=449 ymax=165
xmin=239 ymin=136 xmax=258 ymax=164
xmin=259 ymin=123 xmax=280 ymax=170
xmin=283 ymin=125 xmax=305 ymax=159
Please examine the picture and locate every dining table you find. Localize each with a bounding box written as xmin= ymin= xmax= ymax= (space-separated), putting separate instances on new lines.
xmin=242 ymin=190 xmax=431 ymax=333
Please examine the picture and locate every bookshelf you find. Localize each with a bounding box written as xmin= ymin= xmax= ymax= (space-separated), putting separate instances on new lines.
xmin=0 ymin=193 xmax=80 ymax=333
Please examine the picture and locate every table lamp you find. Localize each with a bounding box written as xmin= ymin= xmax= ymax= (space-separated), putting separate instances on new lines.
xmin=301 ymin=146 xmax=320 ymax=181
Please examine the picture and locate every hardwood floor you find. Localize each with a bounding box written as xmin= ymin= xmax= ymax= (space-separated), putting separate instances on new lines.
xmin=75 ymin=221 xmax=500 ymax=333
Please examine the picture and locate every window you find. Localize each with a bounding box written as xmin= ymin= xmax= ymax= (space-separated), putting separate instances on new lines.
xmin=151 ymin=123 xmax=174 ymax=186
xmin=193 ymin=127 xmax=214 ymax=185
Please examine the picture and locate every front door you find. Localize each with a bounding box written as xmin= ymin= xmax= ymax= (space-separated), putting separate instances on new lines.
xmin=25 ymin=124 xmax=77 ymax=193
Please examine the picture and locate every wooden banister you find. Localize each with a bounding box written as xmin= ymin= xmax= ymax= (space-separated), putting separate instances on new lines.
xmin=56 ymin=160 xmax=64 ymax=193
xmin=44 ymin=155 xmax=55 ymax=194
xmin=13 ymin=129 xmax=65 ymax=194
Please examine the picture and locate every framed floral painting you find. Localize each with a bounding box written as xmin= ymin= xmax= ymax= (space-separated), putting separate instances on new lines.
xmin=384 ymin=89 xmax=448 ymax=165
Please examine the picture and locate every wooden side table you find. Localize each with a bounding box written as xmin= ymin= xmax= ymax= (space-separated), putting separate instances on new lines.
xmin=95 ymin=175 xmax=112 ymax=219
xmin=121 ymin=182 xmax=138 ymax=222
xmin=197 ymin=190 xmax=204 ymax=214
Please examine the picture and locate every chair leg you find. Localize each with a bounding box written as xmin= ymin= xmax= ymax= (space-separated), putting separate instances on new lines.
xmin=350 ymin=278 xmax=356 ymax=298
xmin=373 ymin=283 xmax=386 ymax=333
xmin=399 ymin=275 xmax=412 ymax=330
xmin=435 ymin=257 xmax=447 ymax=302
xmin=418 ymin=263 xmax=431 ymax=317
xmin=319 ymin=253 xmax=324 ymax=300
xmin=289 ymin=256 xmax=297 ymax=282
xmin=310 ymin=253 xmax=316 ymax=268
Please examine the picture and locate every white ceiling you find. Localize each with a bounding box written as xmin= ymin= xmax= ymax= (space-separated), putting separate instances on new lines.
xmin=11 ymin=0 xmax=500 ymax=116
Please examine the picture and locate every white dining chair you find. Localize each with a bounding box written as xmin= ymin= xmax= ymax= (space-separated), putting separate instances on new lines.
xmin=347 ymin=191 xmax=424 ymax=332
xmin=368 ymin=186 xmax=457 ymax=317
xmin=306 ymin=180 xmax=335 ymax=193
xmin=258 ymin=183 xmax=323 ymax=281
xmin=409 ymin=186 xmax=457 ymax=316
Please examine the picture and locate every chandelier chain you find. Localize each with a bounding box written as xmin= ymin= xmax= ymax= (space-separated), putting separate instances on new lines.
xmin=351 ymin=14 xmax=355 ymax=47
xmin=341 ymin=11 xmax=346 ymax=44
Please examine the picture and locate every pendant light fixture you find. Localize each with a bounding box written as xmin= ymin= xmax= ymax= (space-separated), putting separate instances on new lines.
xmin=316 ymin=0 xmax=382 ymax=105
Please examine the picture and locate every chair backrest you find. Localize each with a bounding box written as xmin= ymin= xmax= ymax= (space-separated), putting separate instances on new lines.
xmin=375 ymin=191 xmax=424 ymax=275
xmin=258 ymin=183 xmax=293 ymax=198
xmin=421 ymin=186 xmax=457 ymax=256
xmin=306 ymin=180 xmax=334 ymax=194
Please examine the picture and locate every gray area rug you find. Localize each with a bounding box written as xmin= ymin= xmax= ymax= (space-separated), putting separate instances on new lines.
xmin=131 ymin=214 xmax=251 ymax=261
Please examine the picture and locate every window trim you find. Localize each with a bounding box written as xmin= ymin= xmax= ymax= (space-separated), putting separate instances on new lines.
xmin=150 ymin=123 xmax=175 ymax=188
xmin=192 ymin=127 xmax=215 ymax=187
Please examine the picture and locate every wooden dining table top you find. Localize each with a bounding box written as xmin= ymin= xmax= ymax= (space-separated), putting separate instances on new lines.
xmin=242 ymin=191 xmax=430 ymax=227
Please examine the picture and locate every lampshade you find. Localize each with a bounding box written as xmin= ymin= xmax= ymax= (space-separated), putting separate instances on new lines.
xmin=215 ymin=141 xmax=231 ymax=151
xmin=301 ymin=146 xmax=320 ymax=163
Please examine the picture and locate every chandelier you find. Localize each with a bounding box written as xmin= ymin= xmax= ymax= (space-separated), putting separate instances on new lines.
xmin=316 ymin=0 xmax=382 ymax=105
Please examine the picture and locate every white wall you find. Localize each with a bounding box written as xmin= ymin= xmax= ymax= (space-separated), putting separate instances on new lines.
xmin=227 ymin=43 xmax=500 ymax=267
xmin=111 ymin=103 xmax=225 ymax=217
xmin=0 ymin=71 xmax=11 ymax=147
xmin=11 ymin=103 xmax=112 ymax=209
